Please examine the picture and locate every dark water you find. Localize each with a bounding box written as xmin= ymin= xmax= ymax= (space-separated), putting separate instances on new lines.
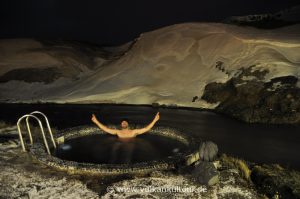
xmin=1 ymin=104 xmax=300 ymax=170
xmin=54 ymin=134 xmax=188 ymax=164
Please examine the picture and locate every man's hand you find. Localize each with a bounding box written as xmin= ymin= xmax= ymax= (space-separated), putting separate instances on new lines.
xmin=91 ymin=114 xmax=118 ymax=135
xmin=91 ymin=114 xmax=98 ymax=123
xmin=154 ymin=112 xmax=160 ymax=122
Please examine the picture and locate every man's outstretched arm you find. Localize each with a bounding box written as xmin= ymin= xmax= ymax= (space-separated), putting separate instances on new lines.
xmin=133 ymin=112 xmax=160 ymax=136
xmin=91 ymin=114 xmax=119 ymax=135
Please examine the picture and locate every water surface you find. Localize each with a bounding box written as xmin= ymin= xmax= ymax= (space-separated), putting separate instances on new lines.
xmin=54 ymin=134 xmax=188 ymax=164
xmin=1 ymin=103 xmax=300 ymax=170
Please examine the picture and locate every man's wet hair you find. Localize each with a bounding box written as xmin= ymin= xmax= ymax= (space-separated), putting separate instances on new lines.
xmin=120 ymin=118 xmax=137 ymax=128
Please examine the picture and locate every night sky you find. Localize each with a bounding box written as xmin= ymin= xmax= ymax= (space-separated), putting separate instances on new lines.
xmin=0 ymin=0 xmax=299 ymax=45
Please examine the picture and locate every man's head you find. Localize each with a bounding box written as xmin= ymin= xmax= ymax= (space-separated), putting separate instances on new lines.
xmin=120 ymin=120 xmax=129 ymax=129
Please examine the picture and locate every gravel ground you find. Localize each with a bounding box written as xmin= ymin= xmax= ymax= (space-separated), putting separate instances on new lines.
xmin=0 ymin=123 xmax=260 ymax=199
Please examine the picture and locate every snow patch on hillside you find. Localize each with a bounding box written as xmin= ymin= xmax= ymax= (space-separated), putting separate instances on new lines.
xmin=1 ymin=23 xmax=300 ymax=108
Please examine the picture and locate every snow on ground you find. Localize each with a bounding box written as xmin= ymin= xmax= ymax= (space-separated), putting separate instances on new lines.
xmin=0 ymin=23 xmax=300 ymax=108
xmin=102 ymin=169 xmax=259 ymax=199
xmin=0 ymin=165 xmax=99 ymax=199
xmin=0 ymin=125 xmax=99 ymax=199
xmin=0 ymin=122 xmax=260 ymax=198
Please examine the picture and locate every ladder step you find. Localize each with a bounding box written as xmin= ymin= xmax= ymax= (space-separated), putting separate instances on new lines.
xmin=17 ymin=111 xmax=56 ymax=155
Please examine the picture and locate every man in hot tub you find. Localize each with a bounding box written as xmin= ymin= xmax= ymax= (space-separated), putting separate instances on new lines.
xmin=91 ymin=112 xmax=160 ymax=139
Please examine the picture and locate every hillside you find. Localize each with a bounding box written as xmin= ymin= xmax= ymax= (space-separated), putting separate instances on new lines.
xmin=1 ymin=23 xmax=300 ymax=123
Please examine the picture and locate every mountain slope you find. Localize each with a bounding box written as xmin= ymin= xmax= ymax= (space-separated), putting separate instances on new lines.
xmin=1 ymin=23 xmax=300 ymax=123
xmin=224 ymin=5 xmax=300 ymax=28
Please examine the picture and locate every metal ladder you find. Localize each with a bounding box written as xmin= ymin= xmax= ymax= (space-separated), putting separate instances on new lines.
xmin=17 ymin=111 xmax=56 ymax=155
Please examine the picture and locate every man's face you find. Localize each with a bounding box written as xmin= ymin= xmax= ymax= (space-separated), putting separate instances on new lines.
xmin=121 ymin=120 xmax=129 ymax=129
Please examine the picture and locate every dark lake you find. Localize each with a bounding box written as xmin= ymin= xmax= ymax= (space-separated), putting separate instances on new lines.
xmin=1 ymin=103 xmax=300 ymax=170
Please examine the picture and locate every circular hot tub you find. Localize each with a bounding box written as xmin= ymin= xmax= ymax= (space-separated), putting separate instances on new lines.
xmin=30 ymin=125 xmax=198 ymax=175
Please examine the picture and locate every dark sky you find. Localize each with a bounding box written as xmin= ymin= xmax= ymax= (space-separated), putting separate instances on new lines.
xmin=0 ymin=0 xmax=299 ymax=45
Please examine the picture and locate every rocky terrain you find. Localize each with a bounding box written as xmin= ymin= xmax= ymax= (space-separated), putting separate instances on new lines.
xmin=224 ymin=5 xmax=300 ymax=28
xmin=202 ymin=66 xmax=300 ymax=124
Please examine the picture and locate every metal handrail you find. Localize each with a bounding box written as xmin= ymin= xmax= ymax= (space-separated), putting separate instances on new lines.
xmin=27 ymin=111 xmax=56 ymax=148
xmin=17 ymin=114 xmax=51 ymax=154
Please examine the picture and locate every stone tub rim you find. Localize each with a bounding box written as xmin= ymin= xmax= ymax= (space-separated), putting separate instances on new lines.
xmin=29 ymin=125 xmax=199 ymax=175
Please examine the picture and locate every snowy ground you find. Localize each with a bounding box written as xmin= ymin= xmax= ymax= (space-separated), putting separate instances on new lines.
xmin=1 ymin=23 xmax=300 ymax=109
xmin=0 ymin=125 xmax=99 ymax=199
xmin=0 ymin=122 xmax=260 ymax=198
xmin=102 ymin=170 xmax=259 ymax=199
